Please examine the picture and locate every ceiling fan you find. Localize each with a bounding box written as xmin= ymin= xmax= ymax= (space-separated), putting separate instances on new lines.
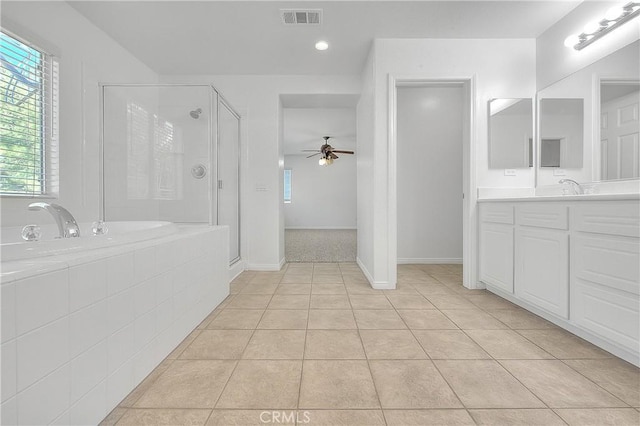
xmin=302 ymin=136 xmax=355 ymax=165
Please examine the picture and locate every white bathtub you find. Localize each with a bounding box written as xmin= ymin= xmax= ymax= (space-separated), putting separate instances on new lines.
xmin=1 ymin=221 xmax=179 ymax=262
xmin=1 ymin=222 xmax=230 ymax=425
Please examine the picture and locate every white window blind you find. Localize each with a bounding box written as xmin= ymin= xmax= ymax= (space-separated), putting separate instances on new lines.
xmin=0 ymin=30 xmax=58 ymax=196
xmin=284 ymin=169 xmax=292 ymax=203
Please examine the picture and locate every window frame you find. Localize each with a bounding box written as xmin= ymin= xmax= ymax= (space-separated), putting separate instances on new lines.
xmin=0 ymin=29 xmax=58 ymax=198
xmin=284 ymin=168 xmax=292 ymax=203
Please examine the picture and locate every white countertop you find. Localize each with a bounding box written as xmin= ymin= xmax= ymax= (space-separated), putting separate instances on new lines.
xmin=478 ymin=193 xmax=640 ymax=202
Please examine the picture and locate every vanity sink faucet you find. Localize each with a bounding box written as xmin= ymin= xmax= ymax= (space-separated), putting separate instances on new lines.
xmin=28 ymin=202 xmax=81 ymax=238
xmin=558 ymin=179 xmax=584 ymax=195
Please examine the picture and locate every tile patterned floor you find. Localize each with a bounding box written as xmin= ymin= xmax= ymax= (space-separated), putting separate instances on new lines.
xmin=101 ymin=263 xmax=640 ymax=425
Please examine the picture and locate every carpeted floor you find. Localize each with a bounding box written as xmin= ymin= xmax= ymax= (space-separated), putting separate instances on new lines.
xmin=285 ymin=229 xmax=356 ymax=263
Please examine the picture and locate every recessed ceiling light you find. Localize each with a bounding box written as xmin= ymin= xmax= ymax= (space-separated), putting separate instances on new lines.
xmin=315 ymin=40 xmax=329 ymax=51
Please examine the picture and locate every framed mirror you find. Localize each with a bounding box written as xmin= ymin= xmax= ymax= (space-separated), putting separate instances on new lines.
xmin=488 ymin=98 xmax=533 ymax=169
xmin=539 ymin=98 xmax=584 ymax=169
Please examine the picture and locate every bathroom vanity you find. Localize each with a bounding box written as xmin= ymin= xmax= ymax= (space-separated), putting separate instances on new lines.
xmin=479 ymin=195 xmax=640 ymax=365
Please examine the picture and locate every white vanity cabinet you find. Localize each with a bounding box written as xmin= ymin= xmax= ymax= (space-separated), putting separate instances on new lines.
xmin=478 ymin=197 xmax=640 ymax=365
xmin=479 ymin=204 xmax=514 ymax=293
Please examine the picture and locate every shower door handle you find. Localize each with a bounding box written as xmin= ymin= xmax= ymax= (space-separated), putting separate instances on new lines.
xmin=218 ymin=180 xmax=223 ymax=189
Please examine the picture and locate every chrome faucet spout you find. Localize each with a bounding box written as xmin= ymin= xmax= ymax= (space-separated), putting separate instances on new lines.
xmin=28 ymin=202 xmax=80 ymax=238
xmin=558 ymin=179 xmax=584 ymax=195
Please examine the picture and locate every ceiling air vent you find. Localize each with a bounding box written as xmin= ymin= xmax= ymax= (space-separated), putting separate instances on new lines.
xmin=281 ymin=9 xmax=322 ymax=25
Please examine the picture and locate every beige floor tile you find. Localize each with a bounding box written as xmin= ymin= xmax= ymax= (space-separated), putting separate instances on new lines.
xmin=304 ymin=330 xmax=366 ymax=359
xmin=501 ymin=360 xmax=628 ymax=408
xmin=563 ymin=358 xmax=640 ymax=406
xmin=485 ymin=309 xmax=556 ymax=329
xmin=116 ymin=409 xmax=211 ymax=425
xmin=280 ymin=274 xmax=313 ymax=284
xmin=196 ymin=310 xmax=222 ymax=329
xmin=435 ymin=360 xmax=545 ymax=408
xmin=370 ymin=360 xmax=462 ymax=408
xmin=383 ymin=284 xmax=421 ymax=295
xmin=100 ymin=408 xmax=127 ymax=426
xmin=206 ymin=410 xmax=294 ymax=425
xmin=432 ymin=274 xmax=463 ymax=286
xmin=397 ymin=310 xmax=458 ymax=329
xmin=226 ymin=294 xmax=272 ymax=309
xmin=180 ymin=330 xmax=252 ymax=359
xmin=468 ymin=409 xmax=565 ymax=425
xmin=441 ymin=309 xmax=508 ymax=329
xmin=349 ymin=295 xmax=393 ymax=309
xmin=257 ymin=310 xmax=308 ymax=329
xmin=229 ymin=282 xmax=247 ymax=294
xmin=386 ymin=294 xmax=435 ymax=309
xmin=313 ymin=264 xmax=342 ymax=274
xmin=353 ymin=310 xmax=407 ymax=329
xmin=413 ymin=282 xmax=456 ymax=295
xmin=345 ymin=283 xmax=380 ymax=294
xmin=518 ymin=329 xmax=613 ymax=359
xmin=301 ymin=410 xmax=385 ymax=425
xmin=312 ymin=274 xmax=344 ymax=284
xmin=206 ymin=309 xmax=264 ymax=330
xmin=248 ymin=275 xmax=283 ymax=284
xmin=310 ymin=294 xmax=351 ymax=309
xmin=426 ymin=295 xmax=477 ymax=310
xmin=134 ymin=360 xmax=236 ymax=408
xmin=342 ymin=275 xmax=370 ymax=286
xmin=239 ymin=282 xmax=278 ymax=294
xmin=360 ymin=330 xmax=427 ymax=359
xmin=311 ymin=284 xmax=347 ymax=295
xmin=465 ymin=293 xmax=517 ymax=310
xmin=275 ymin=284 xmax=312 ymax=295
xmin=267 ymin=294 xmax=310 ymax=309
xmin=384 ymin=409 xmax=475 ymax=425
xmin=216 ymin=360 xmax=302 ymax=409
xmin=555 ymin=408 xmax=640 ymax=425
xmin=167 ymin=330 xmax=202 ymax=359
xmin=242 ymin=330 xmax=306 ymax=359
xmin=119 ymin=359 xmax=174 ymax=407
xmin=307 ymin=309 xmax=357 ymax=329
xmin=299 ymin=360 xmax=379 ymax=409
xmin=466 ymin=329 xmax=554 ymax=359
xmin=413 ymin=330 xmax=490 ymax=359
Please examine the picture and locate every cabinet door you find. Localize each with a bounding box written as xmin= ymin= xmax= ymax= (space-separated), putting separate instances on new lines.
xmin=571 ymin=233 xmax=639 ymax=353
xmin=515 ymin=227 xmax=569 ymax=318
xmin=480 ymin=223 xmax=514 ymax=293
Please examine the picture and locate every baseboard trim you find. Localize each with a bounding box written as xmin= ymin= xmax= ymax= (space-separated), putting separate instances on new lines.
xmin=356 ymin=257 xmax=395 ymax=290
xmin=285 ymin=227 xmax=357 ymax=230
xmin=229 ymin=260 xmax=245 ymax=282
xmin=247 ymin=263 xmax=284 ymax=271
xmin=397 ymin=258 xmax=463 ymax=264
xmin=279 ymin=257 xmax=286 ymax=270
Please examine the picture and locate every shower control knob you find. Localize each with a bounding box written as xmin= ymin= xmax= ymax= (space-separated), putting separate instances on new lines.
xmin=21 ymin=225 xmax=42 ymax=241
xmin=191 ymin=164 xmax=207 ymax=179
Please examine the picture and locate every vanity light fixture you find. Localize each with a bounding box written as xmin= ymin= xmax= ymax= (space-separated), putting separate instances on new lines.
xmin=564 ymin=2 xmax=640 ymax=50
xmin=315 ymin=40 xmax=329 ymax=51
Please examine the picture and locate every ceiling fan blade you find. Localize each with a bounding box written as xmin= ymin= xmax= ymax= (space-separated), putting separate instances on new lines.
xmin=301 ymin=150 xmax=320 ymax=152
xmin=331 ymin=150 xmax=355 ymax=154
xmin=306 ymin=152 xmax=321 ymax=158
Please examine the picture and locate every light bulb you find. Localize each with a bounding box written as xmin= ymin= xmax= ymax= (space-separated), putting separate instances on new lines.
xmin=315 ymin=40 xmax=329 ymax=51
xmin=564 ymin=34 xmax=580 ymax=48
xmin=326 ymin=158 xmax=333 ymax=165
xmin=605 ymin=5 xmax=624 ymax=21
xmin=319 ymin=158 xmax=326 ymax=165
xmin=583 ymin=20 xmax=602 ymax=34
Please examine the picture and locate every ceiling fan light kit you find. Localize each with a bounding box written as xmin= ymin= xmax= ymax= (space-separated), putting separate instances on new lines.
xmin=305 ymin=136 xmax=354 ymax=166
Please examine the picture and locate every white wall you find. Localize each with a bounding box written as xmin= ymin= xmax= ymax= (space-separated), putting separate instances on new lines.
xmin=162 ymin=74 xmax=361 ymax=270
xmin=536 ymin=1 xmax=640 ymax=90
xmin=360 ymin=38 xmax=536 ymax=288
xmin=397 ymin=86 xmax=463 ymax=263
xmin=284 ymin=154 xmax=356 ymax=229
xmin=0 ymin=1 xmax=158 ymax=227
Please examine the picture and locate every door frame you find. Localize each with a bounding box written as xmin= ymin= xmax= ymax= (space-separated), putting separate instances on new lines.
xmin=388 ymin=75 xmax=478 ymax=288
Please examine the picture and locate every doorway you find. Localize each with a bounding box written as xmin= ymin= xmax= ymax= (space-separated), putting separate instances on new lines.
xmin=389 ymin=79 xmax=474 ymax=288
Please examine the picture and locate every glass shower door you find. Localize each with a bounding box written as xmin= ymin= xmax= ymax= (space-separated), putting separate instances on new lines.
xmin=217 ymin=99 xmax=240 ymax=263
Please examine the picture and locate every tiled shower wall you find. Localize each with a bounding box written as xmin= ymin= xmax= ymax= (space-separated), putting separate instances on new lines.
xmin=1 ymin=226 xmax=229 ymax=425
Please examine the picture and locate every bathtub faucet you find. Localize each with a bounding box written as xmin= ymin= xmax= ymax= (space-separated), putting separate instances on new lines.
xmin=28 ymin=203 xmax=80 ymax=238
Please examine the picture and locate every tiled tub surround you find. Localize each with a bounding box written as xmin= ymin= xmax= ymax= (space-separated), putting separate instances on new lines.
xmin=1 ymin=225 xmax=230 ymax=425
xmin=101 ymin=263 xmax=639 ymax=426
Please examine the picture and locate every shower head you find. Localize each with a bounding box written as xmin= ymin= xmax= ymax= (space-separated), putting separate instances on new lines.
xmin=189 ymin=108 xmax=202 ymax=119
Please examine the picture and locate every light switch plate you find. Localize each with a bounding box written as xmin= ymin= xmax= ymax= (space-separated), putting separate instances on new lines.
xmin=504 ymin=169 xmax=516 ymax=176
xmin=553 ymin=169 xmax=566 ymax=176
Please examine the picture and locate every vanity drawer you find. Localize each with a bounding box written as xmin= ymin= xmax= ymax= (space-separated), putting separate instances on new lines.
xmin=572 ymin=202 xmax=640 ymax=238
xmin=516 ymin=203 xmax=568 ymax=230
xmin=480 ymin=203 xmax=514 ymax=225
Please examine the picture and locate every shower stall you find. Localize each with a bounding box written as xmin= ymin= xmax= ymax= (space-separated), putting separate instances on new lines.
xmin=100 ymin=84 xmax=241 ymax=264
